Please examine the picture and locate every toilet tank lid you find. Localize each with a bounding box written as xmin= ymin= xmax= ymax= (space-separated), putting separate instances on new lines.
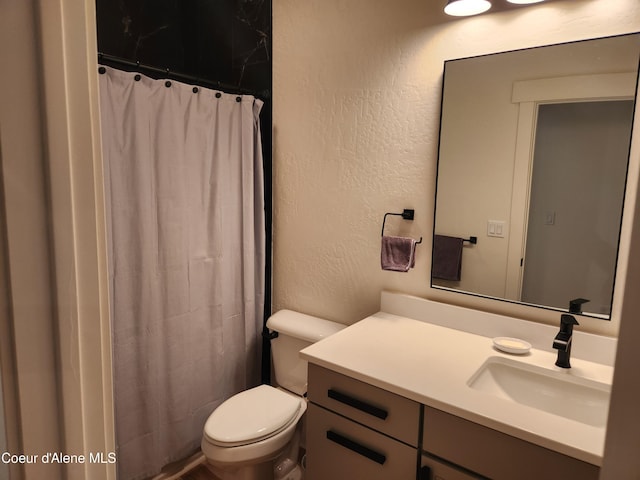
xmin=266 ymin=310 xmax=346 ymax=343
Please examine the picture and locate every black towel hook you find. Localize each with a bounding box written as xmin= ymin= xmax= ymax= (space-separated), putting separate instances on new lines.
xmin=381 ymin=209 xmax=423 ymax=243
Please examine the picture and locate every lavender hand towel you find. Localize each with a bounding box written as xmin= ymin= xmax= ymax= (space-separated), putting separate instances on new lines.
xmin=381 ymin=236 xmax=417 ymax=272
xmin=432 ymin=235 xmax=463 ymax=281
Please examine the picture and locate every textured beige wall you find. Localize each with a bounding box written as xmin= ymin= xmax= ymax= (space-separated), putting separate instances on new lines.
xmin=272 ymin=0 xmax=640 ymax=335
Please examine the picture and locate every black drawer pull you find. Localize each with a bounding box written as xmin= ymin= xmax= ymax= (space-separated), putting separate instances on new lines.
xmin=326 ymin=430 xmax=386 ymax=465
xmin=420 ymin=465 xmax=432 ymax=480
xmin=327 ymin=389 xmax=389 ymax=420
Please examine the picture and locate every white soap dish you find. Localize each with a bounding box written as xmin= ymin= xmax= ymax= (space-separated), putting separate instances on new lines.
xmin=492 ymin=337 xmax=531 ymax=355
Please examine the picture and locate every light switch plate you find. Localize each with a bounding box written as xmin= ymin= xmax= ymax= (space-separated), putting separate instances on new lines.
xmin=487 ymin=220 xmax=506 ymax=238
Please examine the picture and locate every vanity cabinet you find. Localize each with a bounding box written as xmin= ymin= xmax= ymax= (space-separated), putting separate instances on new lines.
xmin=306 ymin=364 xmax=420 ymax=480
xmin=422 ymin=406 xmax=600 ymax=480
xmin=305 ymin=364 xmax=601 ymax=480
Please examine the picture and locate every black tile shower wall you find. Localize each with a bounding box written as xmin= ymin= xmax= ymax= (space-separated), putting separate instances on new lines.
xmin=95 ymin=0 xmax=273 ymax=383
xmin=95 ymin=0 xmax=271 ymax=94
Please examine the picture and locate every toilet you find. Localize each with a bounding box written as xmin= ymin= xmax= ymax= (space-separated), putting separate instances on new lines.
xmin=201 ymin=310 xmax=346 ymax=480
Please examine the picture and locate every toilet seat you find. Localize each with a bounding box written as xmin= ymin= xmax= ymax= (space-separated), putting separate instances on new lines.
xmin=203 ymin=385 xmax=302 ymax=447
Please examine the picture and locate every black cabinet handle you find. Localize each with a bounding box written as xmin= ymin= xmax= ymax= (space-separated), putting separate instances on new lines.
xmin=326 ymin=430 xmax=386 ymax=465
xmin=327 ymin=389 xmax=389 ymax=420
xmin=420 ymin=465 xmax=432 ymax=480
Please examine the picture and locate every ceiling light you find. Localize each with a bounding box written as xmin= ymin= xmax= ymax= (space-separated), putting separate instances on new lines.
xmin=444 ymin=0 xmax=492 ymax=17
xmin=506 ymin=0 xmax=545 ymax=4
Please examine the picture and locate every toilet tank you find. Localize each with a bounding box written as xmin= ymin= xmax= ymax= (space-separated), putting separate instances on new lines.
xmin=266 ymin=310 xmax=346 ymax=396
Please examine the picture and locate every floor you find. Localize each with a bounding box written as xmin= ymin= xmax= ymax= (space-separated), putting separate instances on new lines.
xmin=177 ymin=464 xmax=220 ymax=480
xmin=171 ymin=447 xmax=305 ymax=480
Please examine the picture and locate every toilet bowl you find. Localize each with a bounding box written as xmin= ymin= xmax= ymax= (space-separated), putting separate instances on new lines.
xmin=201 ymin=310 xmax=345 ymax=480
xmin=202 ymin=385 xmax=306 ymax=466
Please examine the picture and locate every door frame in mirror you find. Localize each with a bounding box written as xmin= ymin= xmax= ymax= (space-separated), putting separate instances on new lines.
xmin=507 ymin=73 xmax=638 ymax=303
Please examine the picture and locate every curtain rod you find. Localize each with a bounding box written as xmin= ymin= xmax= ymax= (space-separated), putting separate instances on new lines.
xmin=97 ymin=52 xmax=270 ymax=100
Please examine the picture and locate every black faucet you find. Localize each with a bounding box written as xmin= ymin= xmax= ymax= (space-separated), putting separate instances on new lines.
xmin=553 ymin=299 xmax=589 ymax=368
xmin=553 ymin=314 xmax=579 ymax=368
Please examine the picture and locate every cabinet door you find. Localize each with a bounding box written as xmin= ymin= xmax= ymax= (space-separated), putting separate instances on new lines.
xmin=420 ymin=454 xmax=484 ymax=480
xmin=306 ymin=403 xmax=417 ymax=480
xmin=422 ymin=407 xmax=600 ymax=480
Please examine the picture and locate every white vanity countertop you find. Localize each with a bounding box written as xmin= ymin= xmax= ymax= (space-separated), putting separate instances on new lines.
xmin=300 ymin=312 xmax=613 ymax=466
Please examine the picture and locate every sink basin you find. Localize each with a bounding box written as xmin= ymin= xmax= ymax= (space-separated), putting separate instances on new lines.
xmin=468 ymin=356 xmax=610 ymax=427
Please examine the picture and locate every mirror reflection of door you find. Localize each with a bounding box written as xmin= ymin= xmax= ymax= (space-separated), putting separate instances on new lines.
xmin=521 ymin=100 xmax=634 ymax=316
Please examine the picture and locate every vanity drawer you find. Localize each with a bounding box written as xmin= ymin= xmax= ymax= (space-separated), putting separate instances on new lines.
xmin=422 ymin=407 xmax=599 ymax=480
xmin=420 ymin=454 xmax=484 ymax=479
xmin=306 ymin=402 xmax=417 ymax=480
xmin=308 ymin=363 xmax=420 ymax=447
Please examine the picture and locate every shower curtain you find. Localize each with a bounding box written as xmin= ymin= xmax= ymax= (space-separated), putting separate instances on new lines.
xmin=99 ymin=66 xmax=265 ymax=480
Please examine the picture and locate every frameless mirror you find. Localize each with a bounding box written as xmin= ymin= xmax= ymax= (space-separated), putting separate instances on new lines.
xmin=432 ymin=33 xmax=640 ymax=320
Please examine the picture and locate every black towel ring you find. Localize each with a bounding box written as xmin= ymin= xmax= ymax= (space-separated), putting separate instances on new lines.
xmin=381 ymin=209 xmax=422 ymax=243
